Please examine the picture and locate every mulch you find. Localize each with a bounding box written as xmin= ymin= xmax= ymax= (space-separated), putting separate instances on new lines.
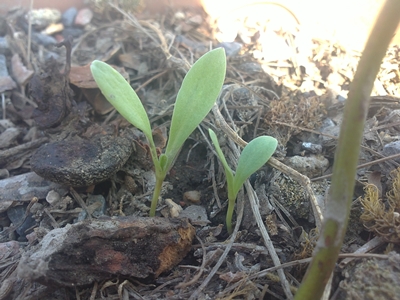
xmin=0 ymin=1 xmax=399 ymax=299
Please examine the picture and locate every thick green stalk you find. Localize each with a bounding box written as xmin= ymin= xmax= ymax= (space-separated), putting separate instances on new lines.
xmin=294 ymin=1 xmax=400 ymax=299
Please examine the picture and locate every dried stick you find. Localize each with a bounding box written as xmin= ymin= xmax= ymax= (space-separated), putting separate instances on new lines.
xmin=245 ymin=180 xmax=293 ymax=299
xmin=188 ymin=175 xmax=245 ymax=300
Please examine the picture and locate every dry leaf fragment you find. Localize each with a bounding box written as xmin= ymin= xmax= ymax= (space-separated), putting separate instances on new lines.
xmin=11 ymin=54 xmax=34 ymax=86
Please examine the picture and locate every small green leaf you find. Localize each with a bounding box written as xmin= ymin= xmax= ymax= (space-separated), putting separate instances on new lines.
xmin=233 ymin=136 xmax=277 ymax=197
xmin=90 ymin=60 xmax=152 ymax=140
xmin=165 ymin=48 xmax=226 ymax=169
xmin=159 ymin=154 xmax=168 ymax=171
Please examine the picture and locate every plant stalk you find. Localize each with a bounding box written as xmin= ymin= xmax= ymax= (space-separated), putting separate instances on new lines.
xmin=294 ymin=1 xmax=400 ymax=299
xmin=226 ymin=198 xmax=235 ymax=234
xmin=149 ymin=172 xmax=166 ymax=217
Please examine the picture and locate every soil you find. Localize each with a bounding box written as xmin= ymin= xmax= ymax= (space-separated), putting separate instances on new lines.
xmin=0 ymin=1 xmax=400 ymax=300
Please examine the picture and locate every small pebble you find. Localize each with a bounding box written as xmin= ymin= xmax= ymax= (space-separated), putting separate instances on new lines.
xmin=217 ymin=42 xmax=242 ymax=57
xmin=301 ymin=142 xmax=323 ymax=154
xmin=32 ymin=32 xmax=57 ymax=46
xmin=28 ymin=8 xmax=61 ymax=29
xmin=285 ymin=155 xmax=329 ymax=178
xmin=0 ymin=169 xmax=9 ymax=179
xmin=179 ymin=205 xmax=210 ymax=226
xmin=62 ymin=7 xmax=78 ymax=27
xmin=0 ymin=127 xmax=20 ymax=149
xmin=173 ymin=11 xmax=185 ymax=21
xmin=124 ymin=175 xmax=138 ymax=193
xmin=75 ymin=8 xmax=93 ymax=27
xmin=42 ymin=23 xmax=64 ymax=35
xmin=0 ymin=241 xmax=20 ymax=260
xmin=237 ymin=62 xmax=263 ymax=74
xmin=0 ymin=119 xmax=14 ymax=129
xmin=46 ymin=190 xmax=61 ymax=205
xmin=183 ymin=190 xmax=201 ymax=204
xmin=165 ymin=198 xmax=183 ymax=218
xmin=381 ymin=141 xmax=400 ymax=164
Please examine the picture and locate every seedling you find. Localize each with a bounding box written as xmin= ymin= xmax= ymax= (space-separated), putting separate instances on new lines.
xmin=208 ymin=128 xmax=277 ymax=233
xmin=91 ymin=48 xmax=226 ymax=216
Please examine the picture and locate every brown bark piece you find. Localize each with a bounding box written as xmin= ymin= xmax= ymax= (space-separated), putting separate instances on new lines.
xmin=17 ymin=216 xmax=195 ymax=286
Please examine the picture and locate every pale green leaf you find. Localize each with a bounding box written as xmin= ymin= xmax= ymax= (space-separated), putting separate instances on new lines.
xmin=90 ymin=60 xmax=152 ymax=139
xmin=159 ymin=154 xmax=168 ymax=171
xmin=165 ymin=48 xmax=226 ymax=168
xmin=233 ymin=136 xmax=277 ymax=197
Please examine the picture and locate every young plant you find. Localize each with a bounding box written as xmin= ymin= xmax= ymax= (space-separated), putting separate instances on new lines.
xmin=208 ymin=128 xmax=277 ymax=233
xmin=90 ymin=48 xmax=226 ymax=216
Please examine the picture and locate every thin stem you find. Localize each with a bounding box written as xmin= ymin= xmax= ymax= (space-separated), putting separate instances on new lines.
xmin=226 ymin=197 xmax=235 ymax=234
xmin=147 ymin=135 xmax=165 ymax=217
xmin=149 ymin=171 xmax=165 ymax=217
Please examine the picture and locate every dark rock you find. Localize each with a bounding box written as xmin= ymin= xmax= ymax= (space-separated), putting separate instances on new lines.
xmin=217 ymin=42 xmax=242 ymax=57
xmin=237 ymin=62 xmax=263 ymax=74
xmin=62 ymin=27 xmax=84 ymax=38
xmin=62 ymin=7 xmax=78 ymax=27
xmin=301 ymin=142 xmax=323 ymax=154
xmin=381 ymin=141 xmax=400 ymax=169
xmin=74 ymin=8 xmax=93 ymax=27
xmin=31 ymin=128 xmax=135 ymax=187
xmin=284 ymin=155 xmax=329 ymax=178
xmin=32 ymin=32 xmax=57 ymax=46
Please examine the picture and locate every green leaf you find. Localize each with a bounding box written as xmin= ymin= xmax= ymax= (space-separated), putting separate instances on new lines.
xmin=165 ymin=48 xmax=226 ymax=169
xmin=159 ymin=154 xmax=168 ymax=172
xmin=90 ymin=60 xmax=153 ymax=140
xmin=208 ymin=129 xmax=234 ymax=194
xmin=233 ymin=136 xmax=277 ymax=197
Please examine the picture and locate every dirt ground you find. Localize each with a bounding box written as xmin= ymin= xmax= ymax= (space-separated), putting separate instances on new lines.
xmin=0 ymin=1 xmax=400 ymax=299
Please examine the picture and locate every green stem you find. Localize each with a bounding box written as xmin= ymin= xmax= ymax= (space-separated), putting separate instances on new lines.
xmin=149 ymin=171 xmax=165 ymax=217
xmin=147 ymin=136 xmax=166 ymax=217
xmin=226 ymin=197 xmax=235 ymax=234
xmin=294 ymin=1 xmax=400 ymax=299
